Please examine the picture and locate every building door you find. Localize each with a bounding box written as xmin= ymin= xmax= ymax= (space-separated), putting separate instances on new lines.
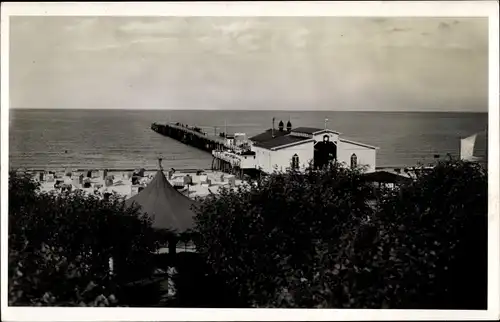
xmin=314 ymin=135 xmax=337 ymax=169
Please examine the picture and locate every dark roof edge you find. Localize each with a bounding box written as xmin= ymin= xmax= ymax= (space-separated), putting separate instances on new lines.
xmin=270 ymin=139 xmax=315 ymax=151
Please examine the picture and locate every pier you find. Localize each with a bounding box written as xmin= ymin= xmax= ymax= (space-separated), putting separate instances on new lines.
xmin=151 ymin=122 xmax=259 ymax=179
xmin=151 ymin=122 xmax=227 ymax=153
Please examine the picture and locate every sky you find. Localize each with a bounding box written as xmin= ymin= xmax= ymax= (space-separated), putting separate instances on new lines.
xmin=9 ymin=16 xmax=489 ymax=111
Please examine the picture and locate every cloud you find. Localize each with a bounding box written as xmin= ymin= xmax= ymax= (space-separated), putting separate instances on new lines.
xmin=74 ymin=36 xmax=176 ymax=52
xmin=212 ymin=20 xmax=256 ymax=37
xmin=9 ymin=17 xmax=488 ymax=111
xmin=118 ymin=18 xmax=188 ymax=36
xmin=63 ymin=17 xmax=98 ymax=32
xmin=438 ymin=21 xmax=451 ymax=29
xmin=388 ymin=27 xmax=411 ymax=33
xmin=371 ymin=18 xmax=387 ymax=24
xmin=287 ymin=27 xmax=311 ymax=49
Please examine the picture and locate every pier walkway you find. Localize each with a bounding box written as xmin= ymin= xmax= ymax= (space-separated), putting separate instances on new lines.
xmin=151 ymin=122 xmax=227 ymax=153
xmin=152 ymin=122 xmax=261 ymax=178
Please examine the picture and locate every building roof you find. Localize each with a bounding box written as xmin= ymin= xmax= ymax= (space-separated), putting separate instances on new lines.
xmin=125 ymin=170 xmax=198 ymax=232
xmin=291 ymin=127 xmax=324 ymax=134
xmin=291 ymin=127 xmax=341 ymax=135
xmin=253 ymin=135 xmax=312 ymax=150
xmin=249 ymin=129 xmax=288 ymax=143
xmin=362 ymin=171 xmax=413 ymax=184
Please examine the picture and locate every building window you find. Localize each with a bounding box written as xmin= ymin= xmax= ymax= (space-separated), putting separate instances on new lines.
xmin=291 ymin=154 xmax=299 ymax=169
xmin=350 ymin=153 xmax=358 ymax=168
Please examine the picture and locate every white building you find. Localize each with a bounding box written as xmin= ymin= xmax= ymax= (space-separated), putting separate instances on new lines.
xmin=248 ymin=123 xmax=378 ymax=174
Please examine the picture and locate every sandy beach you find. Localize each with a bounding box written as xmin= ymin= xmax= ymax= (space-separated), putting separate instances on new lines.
xmin=29 ymin=169 xmax=244 ymax=200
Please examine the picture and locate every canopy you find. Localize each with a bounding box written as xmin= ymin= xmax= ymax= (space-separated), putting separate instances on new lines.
xmin=362 ymin=171 xmax=413 ymax=184
xmin=125 ymin=170 xmax=198 ymax=232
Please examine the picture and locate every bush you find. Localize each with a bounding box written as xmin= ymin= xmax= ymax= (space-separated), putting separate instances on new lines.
xmin=338 ymin=160 xmax=487 ymax=309
xmin=194 ymin=163 xmax=374 ymax=307
xmin=8 ymin=171 xmax=159 ymax=306
xmin=194 ymin=160 xmax=487 ymax=308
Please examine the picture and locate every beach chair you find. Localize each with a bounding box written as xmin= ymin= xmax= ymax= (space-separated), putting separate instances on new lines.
xmin=45 ymin=174 xmax=54 ymax=183
xmin=105 ymin=175 xmax=114 ymax=187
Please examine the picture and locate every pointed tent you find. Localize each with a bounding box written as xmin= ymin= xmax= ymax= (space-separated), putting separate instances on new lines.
xmin=125 ymin=170 xmax=198 ymax=232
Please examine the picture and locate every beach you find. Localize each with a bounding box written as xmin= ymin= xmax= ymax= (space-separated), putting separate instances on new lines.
xmin=30 ymin=169 xmax=244 ymax=200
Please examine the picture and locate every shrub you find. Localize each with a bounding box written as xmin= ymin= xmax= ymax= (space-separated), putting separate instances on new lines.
xmin=194 ymin=163 xmax=374 ymax=307
xmin=8 ymin=171 xmax=159 ymax=306
xmin=337 ymin=160 xmax=488 ymax=309
xmin=194 ymin=160 xmax=487 ymax=308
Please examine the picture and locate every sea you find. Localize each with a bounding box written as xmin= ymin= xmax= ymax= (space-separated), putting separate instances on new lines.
xmin=8 ymin=109 xmax=488 ymax=170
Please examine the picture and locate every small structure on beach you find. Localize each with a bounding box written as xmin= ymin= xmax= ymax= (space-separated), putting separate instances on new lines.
xmin=361 ymin=170 xmax=413 ymax=188
xmin=125 ymin=170 xmax=198 ymax=232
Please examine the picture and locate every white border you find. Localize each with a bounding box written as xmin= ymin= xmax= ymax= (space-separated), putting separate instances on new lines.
xmin=1 ymin=1 xmax=499 ymax=321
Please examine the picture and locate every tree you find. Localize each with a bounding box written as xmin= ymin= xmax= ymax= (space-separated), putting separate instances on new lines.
xmin=8 ymin=171 xmax=159 ymax=306
xmin=194 ymin=163 xmax=374 ymax=307
xmin=335 ymin=159 xmax=487 ymax=309
xmin=193 ymin=160 xmax=487 ymax=309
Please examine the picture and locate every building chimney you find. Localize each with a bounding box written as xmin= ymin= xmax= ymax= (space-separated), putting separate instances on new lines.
xmin=286 ymin=119 xmax=292 ymax=132
xmin=278 ymin=120 xmax=284 ymax=132
xmin=324 ymin=118 xmax=329 ymax=130
xmin=272 ymin=117 xmax=276 ymax=138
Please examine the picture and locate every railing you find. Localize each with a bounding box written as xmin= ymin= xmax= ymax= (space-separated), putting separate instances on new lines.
xmin=212 ymin=151 xmax=257 ymax=169
xmin=164 ymin=123 xmax=226 ymax=144
xmin=212 ymin=151 xmax=242 ymax=167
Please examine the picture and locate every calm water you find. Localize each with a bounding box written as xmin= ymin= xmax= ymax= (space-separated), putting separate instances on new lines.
xmin=9 ymin=109 xmax=488 ymax=170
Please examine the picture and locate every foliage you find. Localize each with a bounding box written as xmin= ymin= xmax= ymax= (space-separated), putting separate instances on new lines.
xmin=194 ymin=162 xmax=374 ymax=307
xmin=336 ymin=159 xmax=488 ymax=309
xmin=194 ymin=160 xmax=487 ymax=308
xmin=8 ymin=171 xmax=159 ymax=306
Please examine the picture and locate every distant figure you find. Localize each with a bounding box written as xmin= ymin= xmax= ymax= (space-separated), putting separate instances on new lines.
xmin=65 ymin=150 xmax=68 ymax=154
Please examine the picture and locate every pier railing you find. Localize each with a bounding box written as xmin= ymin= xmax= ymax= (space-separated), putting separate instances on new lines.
xmin=212 ymin=151 xmax=257 ymax=169
xmin=151 ymin=122 xmax=227 ymax=153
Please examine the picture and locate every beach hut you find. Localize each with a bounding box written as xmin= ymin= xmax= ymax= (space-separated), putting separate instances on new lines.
xmin=183 ymin=174 xmax=193 ymax=186
xmin=125 ymin=170 xmax=198 ymax=232
xmin=105 ymin=175 xmax=114 ymax=187
xmin=226 ymin=175 xmax=236 ymax=187
xmin=83 ymin=178 xmax=92 ymax=188
xmin=72 ymin=177 xmax=81 ymax=188
xmin=133 ymin=168 xmax=146 ymax=177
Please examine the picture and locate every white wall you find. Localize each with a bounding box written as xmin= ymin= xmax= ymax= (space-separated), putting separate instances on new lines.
xmin=337 ymin=141 xmax=377 ymax=173
xmin=252 ymin=146 xmax=272 ymax=173
xmin=272 ymin=142 xmax=314 ymax=172
xmin=239 ymin=154 xmax=257 ymax=169
xmin=252 ymin=142 xmax=314 ymax=173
